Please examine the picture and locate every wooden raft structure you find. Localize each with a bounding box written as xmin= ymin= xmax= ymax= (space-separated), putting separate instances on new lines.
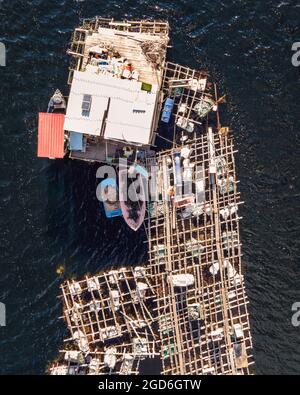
xmin=146 ymin=64 xmax=255 ymax=374
xmin=147 ymin=137 xmax=254 ymax=374
xmin=49 ymin=266 xmax=159 ymax=375
xmin=64 ymin=17 xmax=169 ymax=163
xmin=67 ymin=17 xmax=169 ymax=86
xmin=49 ymin=58 xmax=255 ymax=375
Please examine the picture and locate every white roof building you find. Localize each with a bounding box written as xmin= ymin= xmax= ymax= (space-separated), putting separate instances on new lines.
xmin=64 ymin=70 xmax=158 ymax=145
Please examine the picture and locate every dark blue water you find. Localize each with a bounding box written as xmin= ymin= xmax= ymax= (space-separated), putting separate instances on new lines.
xmin=0 ymin=0 xmax=300 ymax=374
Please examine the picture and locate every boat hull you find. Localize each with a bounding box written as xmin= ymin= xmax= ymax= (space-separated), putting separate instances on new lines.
xmin=119 ymin=169 xmax=146 ymax=231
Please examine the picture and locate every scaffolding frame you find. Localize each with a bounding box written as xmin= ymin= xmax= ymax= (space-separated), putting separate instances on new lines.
xmin=48 ymin=55 xmax=255 ymax=375
xmin=146 ymin=65 xmax=254 ymax=374
xmin=49 ymin=266 xmax=159 ymax=375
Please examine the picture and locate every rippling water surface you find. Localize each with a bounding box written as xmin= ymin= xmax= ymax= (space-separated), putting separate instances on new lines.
xmin=0 ymin=0 xmax=300 ymax=374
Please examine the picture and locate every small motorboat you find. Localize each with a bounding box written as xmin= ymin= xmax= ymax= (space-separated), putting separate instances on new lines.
xmin=99 ymin=178 xmax=122 ymax=218
xmin=119 ymin=167 xmax=147 ymax=231
xmin=47 ymin=89 xmax=66 ymax=114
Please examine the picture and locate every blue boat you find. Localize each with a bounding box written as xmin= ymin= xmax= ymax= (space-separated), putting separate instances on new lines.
xmin=99 ymin=178 xmax=122 ymax=218
xmin=133 ymin=164 xmax=148 ymax=179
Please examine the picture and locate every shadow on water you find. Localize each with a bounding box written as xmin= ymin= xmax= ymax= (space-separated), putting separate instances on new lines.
xmin=139 ymin=356 xmax=162 ymax=375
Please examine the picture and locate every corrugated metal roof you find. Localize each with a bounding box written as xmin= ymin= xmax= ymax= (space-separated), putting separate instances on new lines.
xmin=37 ymin=113 xmax=65 ymax=158
xmin=64 ymin=70 xmax=157 ymax=144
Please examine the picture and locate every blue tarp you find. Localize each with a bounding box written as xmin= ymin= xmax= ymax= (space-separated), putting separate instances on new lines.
xmin=161 ymin=98 xmax=174 ymax=123
xmin=70 ymin=131 xmax=83 ymax=151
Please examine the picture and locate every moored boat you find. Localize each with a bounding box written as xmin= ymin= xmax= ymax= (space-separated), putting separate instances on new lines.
xmin=99 ymin=178 xmax=122 ymax=218
xmin=47 ymin=89 xmax=66 ymax=114
xmin=119 ymin=168 xmax=147 ymax=231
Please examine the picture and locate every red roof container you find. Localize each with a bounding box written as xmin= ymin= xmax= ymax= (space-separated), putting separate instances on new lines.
xmin=37 ymin=113 xmax=65 ymax=158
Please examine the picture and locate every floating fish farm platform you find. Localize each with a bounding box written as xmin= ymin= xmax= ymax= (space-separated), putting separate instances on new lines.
xmin=39 ymin=17 xmax=255 ymax=376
